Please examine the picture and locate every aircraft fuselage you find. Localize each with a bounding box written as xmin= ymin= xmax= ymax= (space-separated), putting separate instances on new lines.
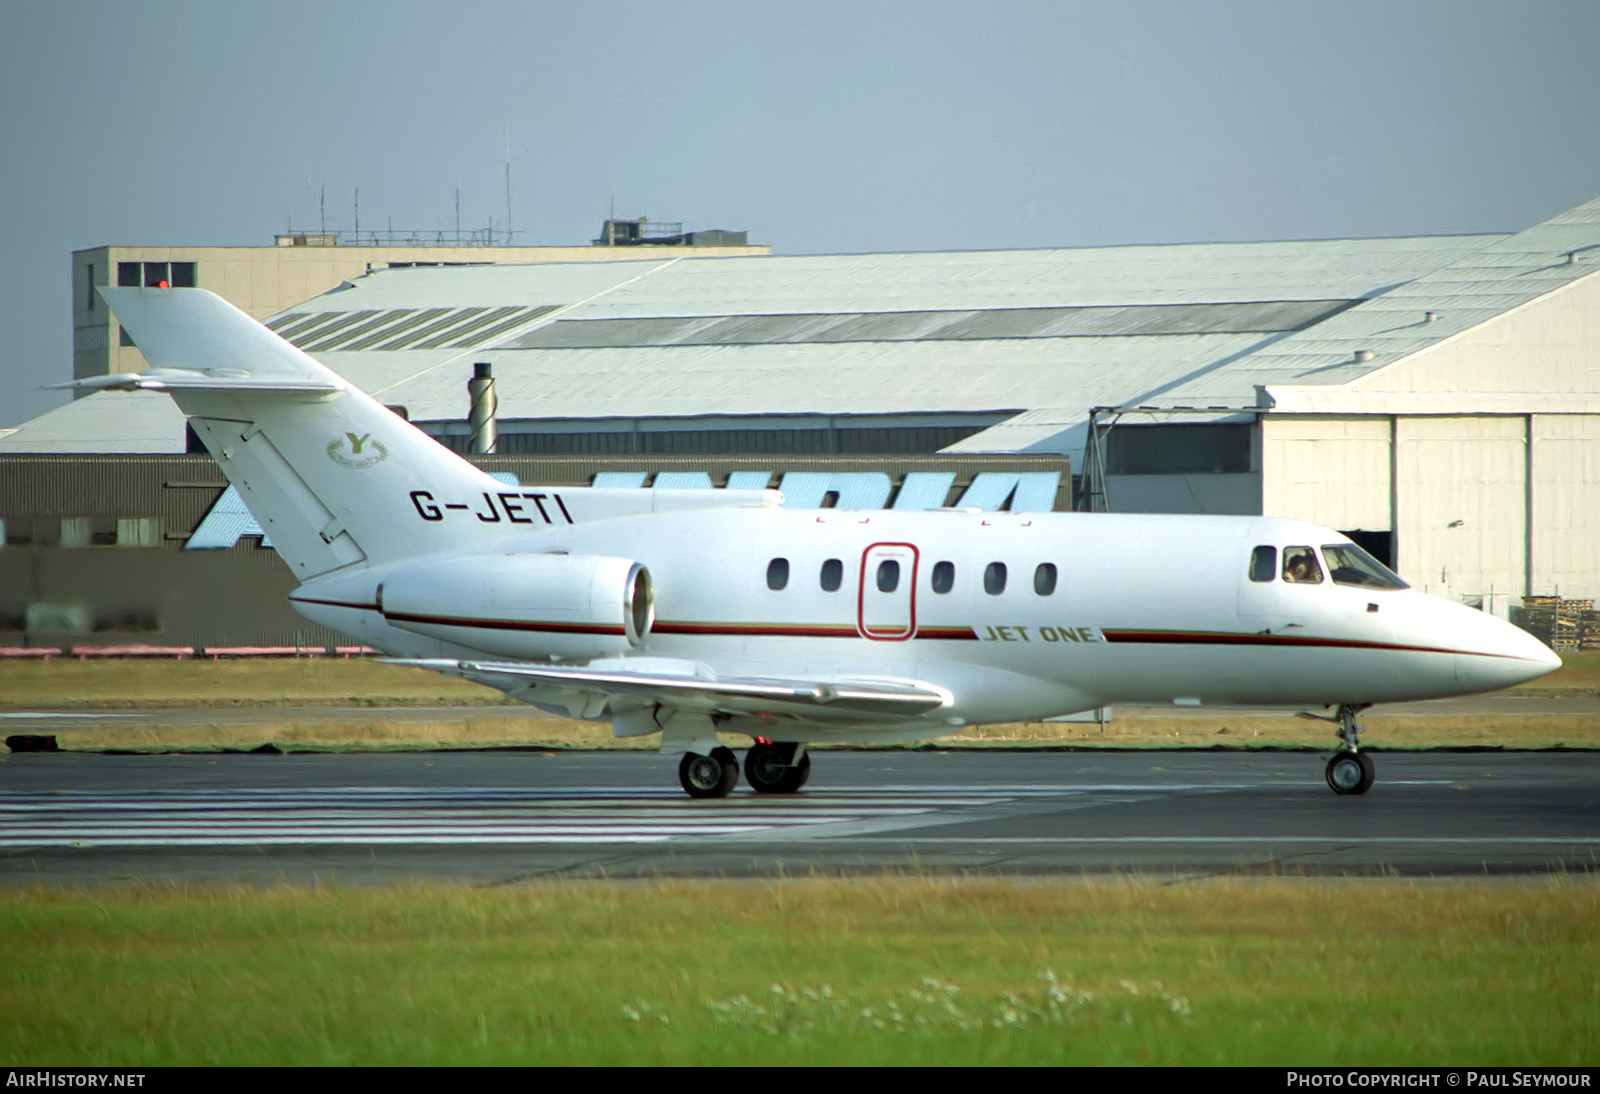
xmin=291 ymin=505 xmax=1559 ymax=740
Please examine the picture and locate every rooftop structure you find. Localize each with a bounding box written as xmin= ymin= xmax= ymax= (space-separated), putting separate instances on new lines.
xmin=65 ymin=219 xmax=768 ymax=385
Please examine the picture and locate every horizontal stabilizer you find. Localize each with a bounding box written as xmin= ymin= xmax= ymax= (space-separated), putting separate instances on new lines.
xmin=95 ymin=286 xmax=344 ymax=388
xmin=387 ymin=657 xmax=949 ymax=724
xmin=50 ymin=371 xmax=339 ymax=395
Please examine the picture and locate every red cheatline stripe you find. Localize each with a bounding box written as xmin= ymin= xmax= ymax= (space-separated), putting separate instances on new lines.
xmin=291 ymin=599 xmax=979 ymax=642
xmin=653 ymin=622 xmax=858 ymax=638
xmin=1100 ymin=629 xmax=1526 ymax=660
xmin=386 ymin=612 xmax=626 ymax=636
xmin=291 ymin=599 xmax=625 ymax=636
xmin=290 ymin=596 xmax=379 ymax=612
xmin=916 ymin=626 xmax=982 ymax=640
xmin=655 ymin=622 xmax=980 ymax=640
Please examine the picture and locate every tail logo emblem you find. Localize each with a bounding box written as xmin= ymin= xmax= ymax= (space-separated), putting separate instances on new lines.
xmin=326 ymin=432 xmax=389 ymax=469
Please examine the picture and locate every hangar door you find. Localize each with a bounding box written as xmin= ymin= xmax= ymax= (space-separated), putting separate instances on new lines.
xmin=1395 ymin=416 xmax=1525 ymax=608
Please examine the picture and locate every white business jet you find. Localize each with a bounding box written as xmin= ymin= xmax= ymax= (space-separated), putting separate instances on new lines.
xmin=87 ymin=288 xmax=1561 ymax=798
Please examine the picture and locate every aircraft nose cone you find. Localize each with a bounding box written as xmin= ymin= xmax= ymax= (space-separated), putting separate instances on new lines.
xmin=1455 ymin=614 xmax=1562 ymax=692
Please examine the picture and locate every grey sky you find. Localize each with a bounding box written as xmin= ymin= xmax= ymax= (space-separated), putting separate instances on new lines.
xmin=3 ymin=0 xmax=1599 ymax=425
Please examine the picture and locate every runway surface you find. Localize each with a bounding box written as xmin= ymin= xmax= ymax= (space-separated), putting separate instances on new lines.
xmin=2 ymin=748 xmax=1595 ymax=884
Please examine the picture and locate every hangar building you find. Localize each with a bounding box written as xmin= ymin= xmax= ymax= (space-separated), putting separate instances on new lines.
xmin=67 ymin=219 xmax=769 ymax=384
xmin=5 ymin=196 xmax=1600 ymax=650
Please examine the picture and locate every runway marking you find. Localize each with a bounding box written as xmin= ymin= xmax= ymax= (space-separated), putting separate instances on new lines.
xmin=812 ymin=844 xmax=1600 ymax=850
xmin=0 ymin=780 xmax=1501 ymax=850
xmin=0 ymin=712 xmax=139 ymax=719
xmin=0 ymin=785 xmax=1012 ymax=848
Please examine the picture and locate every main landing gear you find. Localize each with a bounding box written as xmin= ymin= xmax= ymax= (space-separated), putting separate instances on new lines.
xmin=678 ymin=747 xmax=739 ymax=798
xmin=744 ymin=742 xmax=811 ymax=794
xmin=676 ymin=742 xmax=810 ymax=798
xmin=1317 ymin=703 xmax=1376 ymax=796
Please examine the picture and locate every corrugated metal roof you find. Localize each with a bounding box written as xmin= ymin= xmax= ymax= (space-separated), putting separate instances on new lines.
xmin=13 ymin=197 xmax=1600 ymax=457
xmin=1112 ymin=196 xmax=1600 ymax=418
xmin=0 ymin=391 xmax=187 ymax=454
xmin=507 ymin=300 xmax=1355 ymax=349
xmin=352 ymin=334 xmax=1268 ymax=423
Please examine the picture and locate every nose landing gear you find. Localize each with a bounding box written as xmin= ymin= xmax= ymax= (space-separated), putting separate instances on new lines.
xmin=1317 ymin=703 xmax=1375 ymax=795
xmin=1325 ymin=748 xmax=1376 ymax=795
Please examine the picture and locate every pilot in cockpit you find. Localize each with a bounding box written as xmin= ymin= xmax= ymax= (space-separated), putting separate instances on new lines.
xmin=1283 ymin=547 xmax=1322 ymax=584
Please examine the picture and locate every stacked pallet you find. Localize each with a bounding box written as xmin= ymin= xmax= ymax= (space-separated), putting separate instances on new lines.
xmin=1511 ymin=597 xmax=1600 ymax=651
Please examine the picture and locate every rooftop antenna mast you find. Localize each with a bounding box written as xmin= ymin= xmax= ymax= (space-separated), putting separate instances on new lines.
xmin=354 ymin=187 xmax=360 ymax=243
xmin=455 ymin=187 xmax=461 ymax=245
xmin=504 ymin=126 xmax=514 ymax=244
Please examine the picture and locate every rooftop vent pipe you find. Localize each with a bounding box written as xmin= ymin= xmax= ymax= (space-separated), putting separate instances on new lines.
xmin=1353 ymin=349 xmax=1374 ymax=363
xmin=468 ymin=362 xmax=498 ymax=454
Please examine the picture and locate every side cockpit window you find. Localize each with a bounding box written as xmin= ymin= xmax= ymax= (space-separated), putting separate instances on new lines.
xmin=1249 ymin=545 xmax=1277 ymax=582
xmin=1323 ymin=543 xmax=1408 ymax=590
xmin=1282 ymin=546 xmax=1323 ymax=584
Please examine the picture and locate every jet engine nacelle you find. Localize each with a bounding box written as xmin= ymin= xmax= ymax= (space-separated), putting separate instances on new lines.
xmin=378 ymin=552 xmax=654 ymax=661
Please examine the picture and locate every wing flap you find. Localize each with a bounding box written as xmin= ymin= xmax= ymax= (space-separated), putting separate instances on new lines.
xmin=388 ymin=657 xmax=948 ymax=723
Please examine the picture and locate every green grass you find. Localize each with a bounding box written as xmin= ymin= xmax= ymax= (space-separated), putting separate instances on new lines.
xmin=0 ymin=657 xmax=508 ymax=710
xmin=1 ymin=879 xmax=1595 ymax=1066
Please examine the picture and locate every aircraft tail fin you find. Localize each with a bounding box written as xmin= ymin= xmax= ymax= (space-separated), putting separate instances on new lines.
xmin=96 ymin=287 xmax=507 ymax=580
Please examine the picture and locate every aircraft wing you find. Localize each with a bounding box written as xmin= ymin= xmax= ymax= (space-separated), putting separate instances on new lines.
xmin=387 ymin=657 xmax=948 ymax=724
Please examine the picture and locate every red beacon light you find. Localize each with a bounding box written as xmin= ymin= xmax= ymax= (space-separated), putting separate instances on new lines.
xmin=156 ymin=280 xmax=170 ymax=289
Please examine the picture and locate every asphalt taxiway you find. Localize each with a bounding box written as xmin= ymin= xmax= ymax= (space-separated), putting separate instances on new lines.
xmin=2 ymin=748 xmax=1595 ymax=884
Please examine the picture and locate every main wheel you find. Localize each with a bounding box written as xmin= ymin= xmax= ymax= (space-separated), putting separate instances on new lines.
xmin=744 ymin=743 xmax=811 ymax=794
xmin=679 ymin=748 xmax=739 ymax=798
xmin=1325 ymin=751 xmax=1375 ymax=795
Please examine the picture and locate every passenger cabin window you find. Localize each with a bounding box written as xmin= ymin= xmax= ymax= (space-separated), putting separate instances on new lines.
xmin=820 ymin=558 xmax=843 ymax=591
xmin=931 ymin=560 xmax=955 ymax=594
xmin=1034 ymin=563 xmax=1057 ymax=596
xmin=1323 ymin=543 xmax=1409 ymax=590
xmin=1282 ymin=546 xmax=1323 ymax=584
xmin=984 ymin=562 xmax=1007 ymax=595
xmin=766 ymin=557 xmax=789 ymax=590
xmin=1249 ymin=545 xmax=1277 ymax=582
xmin=876 ymin=559 xmax=900 ymax=592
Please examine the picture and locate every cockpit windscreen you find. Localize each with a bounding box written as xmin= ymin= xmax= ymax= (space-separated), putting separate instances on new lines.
xmin=1323 ymin=543 xmax=1409 ymax=589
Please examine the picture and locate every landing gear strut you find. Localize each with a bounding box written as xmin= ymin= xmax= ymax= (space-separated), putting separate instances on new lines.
xmin=744 ymin=742 xmax=811 ymax=794
xmin=1320 ymin=703 xmax=1375 ymax=796
xmin=679 ymin=747 xmax=739 ymax=798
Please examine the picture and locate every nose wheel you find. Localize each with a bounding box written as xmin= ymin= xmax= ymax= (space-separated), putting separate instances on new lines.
xmin=1321 ymin=703 xmax=1375 ymax=795
xmin=1325 ymin=749 xmax=1376 ymax=795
